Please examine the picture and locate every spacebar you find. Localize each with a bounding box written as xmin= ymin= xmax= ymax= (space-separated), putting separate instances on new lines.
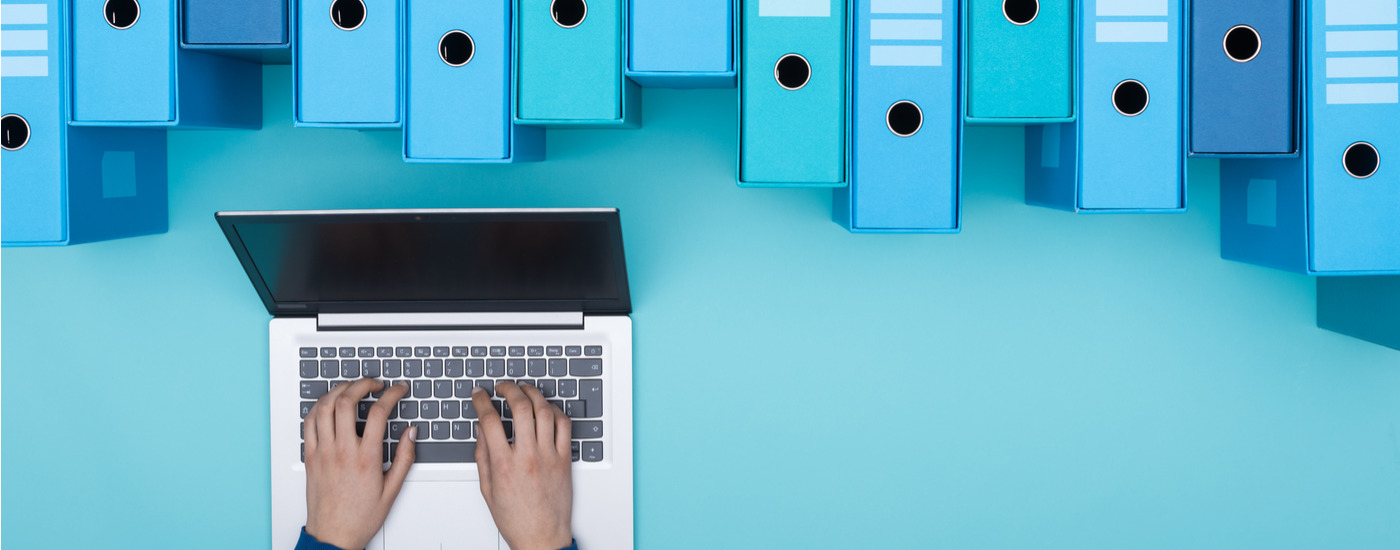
xmin=412 ymin=442 xmax=476 ymax=463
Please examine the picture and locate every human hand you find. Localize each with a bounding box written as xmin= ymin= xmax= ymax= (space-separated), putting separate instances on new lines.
xmin=472 ymin=381 xmax=574 ymax=550
xmin=304 ymin=379 xmax=416 ymax=550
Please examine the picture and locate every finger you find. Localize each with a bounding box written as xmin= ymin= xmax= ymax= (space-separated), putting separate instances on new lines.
xmin=314 ymin=381 xmax=351 ymax=446
xmin=475 ymin=433 xmax=493 ymax=497
xmin=382 ymin=426 xmax=417 ymax=507
xmin=521 ymin=384 xmax=556 ymax=450
xmin=495 ymin=381 xmax=536 ymax=450
xmin=471 ymin=386 xmax=511 ymax=455
xmin=304 ymin=405 xmax=320 ymax=457
xmin=555 ymin=403 xmax=572 ymax=458
xmin=362 ymin=380 xmax=406 ymax=446
xmin=335 ymin=378 xmax=383 ymax=443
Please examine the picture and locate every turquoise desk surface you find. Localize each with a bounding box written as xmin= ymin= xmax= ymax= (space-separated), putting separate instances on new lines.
xmin=4 ymin=67 xmax=1399 ymax=549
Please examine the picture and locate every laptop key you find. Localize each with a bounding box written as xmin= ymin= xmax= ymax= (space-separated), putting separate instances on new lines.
xmin=404 ymin=359 xmax=423 ymax=378
xmin=421 ymin=401 xmax=439 ymax=420
xmin=376 ymin=347 xmax=393 ymax=358
xmin=454 ymin=380 xmax=474 ymax=398
xmin=355 ymin=421 xmax=366 ymax=437
xmin=433 ymin=346 xmax=449 ymax=357
xmin=500 ymin=400 xmax=512 ymax=419
xmin=412 ymin=421 xmax=430 ymax=441
xmin=414 ymin=442 xmax=476 ymax=463
xmin=451 ymin=421 xmax=471 ymax=440
xmin=445 ymin=359 xmax=464 ymax=377
xmin=442 ymin=400 xmax=460 ymax=419
xmin=538 ymin=380 xmax=556 ymax=398
xmin=389 ymin=421 xmax=408 ymax=440
xmin=414 ymin=347 xmax=431 ymax=358
xmin=300 ymin=360 xmax=319 ymax=378
xmin=548 ymin=358 xmax=568 ymax=377
xmin=546 ymin=346 xmax=563 ymax=357
xmin=301 ymin=381 xmax=328 ymax=399
xmin=339 ymin=347 xmax=356 ymax=358
xmin=383 ymin=359 xmax=402 ymax=378
xmin=300 ymin=401 xmax=315 ymax=419
xmin=528 ymin=346 xmax=544 ymax=357
xmin=518 ymin=379 xmax=536 ymax=388
xmin=565 ymin=346 xmax=581 ymax=357
xmin=570 ymin=358 xmax=602 ymax=377
xmin=528 ymin=359 xmax=547 ymax=377
xmin=490 ymin=346 xmax=506 ymax=357
xmin=434 ymin=380 xmax=453 ymax=399
xmin=320 ymin=347 xmax=336 ymax=358
xmin=582 ymin=441 xmax=603 ymax=462
xmin=330 ymin=380 xmax=350 ymax=391
xmin=486 ymin=359 xmax=505 ymax=377
xmin=320 ymin=360 xmax=338 ymax=378
xmin=383 ymin=443 xmax=390 ymax=463
xmin=412 ymin=380 xmax=432 ymax=399
xmin=571 ymin=441 xmax=580 ymax=462
xmin=476 ymin=380 xmax=495 ymax=396
xmin=471 ymin=346 xmax=488 ymax=357
xmin=395 ymin=347 xmax=412 ymax=358
xmin=584 ymin=346 xmax=603 ymax=357
xmin=431 ymin=421 xmax=450 ymax=440
xmin=425 ymin=359 xmax=443 ymax=377
xmin=462 ymin=400 xmax=479 ymax=419
xmin=452 ymin=346 xmax=469 ymax=357
xmin=358 ymin=347 xmax=374 ymax=358
xmin=509 ymin=346 xmax=525 ymax=357
xmin=362 ymin=360 xmax=381 ymax=378
xmin=580 ymin=380 xmax=603 ymax=418
xmin=565 ymin=401 xmax=586 ymax=418
xmin=357 ymin=401 xmax=373 ymax=420
xmin=559 ymin=379 xmax=577 ymax=398
xmin=547 ymin=399 xmax=564 ymax=412
xmin=399 ymin=402 xmax=419 ymax=420
xmin=466 ymin=359 xmax=485 ymax=377
xmin=507 ymin=359 xmax=526 ymax=377
xmin=572 ymin=421 xmax=603 ymax=439
xmin=341 ymin=359 xmax=360 ymax=378
xmin=300 ymin=347 xmax=318 ymax=358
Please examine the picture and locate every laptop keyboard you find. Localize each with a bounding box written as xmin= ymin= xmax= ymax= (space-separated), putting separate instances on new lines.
xmin=297 ymin=344 xmax=605 ymax=465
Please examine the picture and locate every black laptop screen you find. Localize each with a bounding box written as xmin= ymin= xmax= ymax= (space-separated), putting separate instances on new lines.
xmin=219 ymin=210 xmax=630 ymax=315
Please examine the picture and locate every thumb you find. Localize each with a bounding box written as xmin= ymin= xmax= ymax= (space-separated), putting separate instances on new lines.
xmin=382 ymin=426 xmax=417 ymax=506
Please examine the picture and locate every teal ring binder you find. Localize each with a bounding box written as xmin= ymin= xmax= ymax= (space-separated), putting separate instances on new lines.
xmin=1223 ymin=25 xmax=1260 ymax=63
xmin=1343 ymin=142 xmax=1380 ymax=180
xmin=774 ymin=53 xmax=809 ymax=90
xmin=552 ymin=0 xmax=586 ymax=28
xmin=1 ymin=114 xmax=30 ymax=151
xmin=439 ymin=30 xmax=475 ymax=67
xmin=885 ymin=101 xmax=922 ymax=137
xmin=330 ymin=0 xmax=365 ymax=31
xmin=1111 ymin=79 xmax=1148 ymax=117
xmin=103 ymin=0 xmax=139 ymax=29
xmin=1003 ymin=0 xmax=1037 ymax=26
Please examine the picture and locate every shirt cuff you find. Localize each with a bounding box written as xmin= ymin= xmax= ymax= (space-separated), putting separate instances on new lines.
xmin=559 ymin=540 xmax=579 ymax=550
xmin=295 ymin=527 xmax=350 ymax=550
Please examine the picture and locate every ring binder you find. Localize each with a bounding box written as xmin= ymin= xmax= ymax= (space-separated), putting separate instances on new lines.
xmin=1342 ymin=141 xmax=1379 ymax=179
xmin=295 ymin=0 xmax=399 ymax=126
xmin=774 ymin=53 xmax=810 ymax=89
xmin=964 ymin=0 xmax=1075 ymax=122
xmin=515 ymin=0 xmax=639 ymax=126
xmin=625 ymin=0 xmax=735 ymax=88
xmin=1188 ymin=0 xmax=1297 ymax=156
xmin=1223 ymin=24 xmax=1261 ymax=62
xmin=552 ymin=0 xmax=585 ymax=27
xmin=439 ymin=30 xmax=474 ymax=66
xmin=103 ymin=0 xmax=138 ymax=28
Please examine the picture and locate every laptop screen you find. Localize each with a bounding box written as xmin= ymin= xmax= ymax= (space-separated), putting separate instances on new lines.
xmin=217 ymin=209 xmax=630 ymax=315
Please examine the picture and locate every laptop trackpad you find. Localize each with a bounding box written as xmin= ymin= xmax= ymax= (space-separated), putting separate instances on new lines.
xmin=385 ymin=482 xmax=499 ymax=549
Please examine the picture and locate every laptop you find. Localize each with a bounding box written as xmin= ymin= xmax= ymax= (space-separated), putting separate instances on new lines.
xmin=217 ymin=208 xmax=634 ymax=550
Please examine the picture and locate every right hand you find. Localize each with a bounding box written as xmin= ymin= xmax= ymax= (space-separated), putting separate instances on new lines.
xmin=471 ymin=381 xmax=575 ymax=550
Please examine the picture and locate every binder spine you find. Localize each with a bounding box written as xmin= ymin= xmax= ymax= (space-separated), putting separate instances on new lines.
xmin=625 ymin=0 xmax=736 ymax=88
xmin=294 ymin=0 xmax=401 ymax=127
xmin=3 ymin=0 xmax=70 ymax=244
xmin=179 ymin=0 xmax=292 ymax=64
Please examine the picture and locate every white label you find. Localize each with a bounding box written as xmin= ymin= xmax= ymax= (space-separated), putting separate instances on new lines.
xmin=1326 ymin=0 xmax=1398 ymax=26
xmin=1327 ymin=56 xmax=1399 ymax=78
xmin=871 ymin=0 xmax=941 ymax=14
xmin=1326 ymin=82 xmax=1400 ymax=103
xmin=0 ymin=4 xmax=47 ymax=25
xmin=0 ymin=55 xmax=47 ymax=77
xmin=871 ymin=19 xmax=941 ymax=40
xmin=760 ymin=0 xmax=831 ymax=17
xmin=1096 ymin=0 xmax=1169 ymax=17
xmin=1326 ymin=30 xmax=1399 ymax=52
xmin=1 ymin=30 xmax=46 ymax=51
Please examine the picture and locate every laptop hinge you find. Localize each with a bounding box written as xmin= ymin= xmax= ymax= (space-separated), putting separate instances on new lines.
xmin=317 ymin=312 xmax=584 ymax=331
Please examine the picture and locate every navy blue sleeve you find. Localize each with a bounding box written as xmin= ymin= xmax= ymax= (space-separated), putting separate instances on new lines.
xmin=559 ymin=540 xmax=578 ymax=550
xmin=295 ymin=527 xmax=349 ymax=550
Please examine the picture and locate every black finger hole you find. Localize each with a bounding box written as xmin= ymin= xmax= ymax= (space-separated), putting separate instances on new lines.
xmin=330 ymin=0 xmax=366 ymax=31
xmin=1343 ymin=142 xmax=1380 ymax=179
xmin=886 ymin=101 xmax=923 ymax=137
xmin=103 ymin=0 xmax=139 ymax=29
xmin=1 ymin=114 xmax=31 ymax=151
xmin=774 ymin=54 xmax=810 ymax=90
xmin=1112 ymin=79 xmax=1149 ymax=117
xmin=439 ymin=30 xmax=475 ymax=66
xmin=551 ymin=0 xmax=587 ymax=28
xmin=1003 ymin=0 xmax=1038 ymax=25
xmin=1223 ymin=25 xmax=1261 ymax=63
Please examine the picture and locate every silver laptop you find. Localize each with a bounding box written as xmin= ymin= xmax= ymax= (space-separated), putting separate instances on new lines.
xmin=218 ymin=208 xmax=634 ymax=550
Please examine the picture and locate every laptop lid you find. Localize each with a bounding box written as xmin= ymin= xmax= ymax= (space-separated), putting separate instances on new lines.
xmin=216 ymin=208 xmax=631 ymax=316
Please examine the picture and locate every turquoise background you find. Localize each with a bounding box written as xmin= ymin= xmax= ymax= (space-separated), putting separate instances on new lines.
xmin=4 ymin=67 xmax=1399 ymax=548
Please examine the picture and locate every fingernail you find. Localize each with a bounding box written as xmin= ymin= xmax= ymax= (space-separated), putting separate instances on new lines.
xmin=471 ymin=386 xmax=484 ymax=395
xmin=407 ymin=426 xmax=417 ymax=439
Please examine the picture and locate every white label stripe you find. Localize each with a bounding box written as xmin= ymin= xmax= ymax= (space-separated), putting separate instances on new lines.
xmin=0 ymin=4 xmax=47 ymax=25
xmin=871 ymin=19 xmax=941 ymax=41
xmin=1096 ymin=0 xmax=1169 ymax=17
xmin=0 ymin=55 xmax=48 ymax=77
xmin=1327 ymin=82 xmax=1400 ymax=104
xmin=871 ymin=0 xmax=941 ymax=14
xmin=1327 ymin=56 xmax=1399 ymax=78
xmin=1326 ymin=0 xmax=1398 ymax=26
xmin=1096 ymin=21 xmax=1169 ymax=43
xmin=870 ymin=45 xmax=941 ymax=66
xmin=760 ymin=0 xmax=831 ymax=17
xmin=0 ymin=29 xmax=46 ymax=51
xmin=1326 ymin=31 xmax=1399 ymax=52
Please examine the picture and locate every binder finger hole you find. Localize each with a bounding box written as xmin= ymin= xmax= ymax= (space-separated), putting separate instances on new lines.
xmin=1002 ymin=0 xmax=1038 ymax=25
xmin=1 ymin=114 xmax=31 ymax=151
xmin=886 ymin=101 xmax=923 ymax=137
xmin=439 ymin=31 xmax=475 ymax=67
xmin=774 ymin=54 xmax=811 ymax=91
xmin=103 ymin=0 xmax=139 ymax=30
xmin=1343 ymin=142 xmax=1380 ymax=179
xmin=1223 ymin=25 xmax=1261 ymax=63
xmin=551 ymin=0 xmax=587 ymax=28
xmin=330 ymin=0 xmax=366 ymax=31
xmin=1112 ymin=79 xmax=1149 ymax=117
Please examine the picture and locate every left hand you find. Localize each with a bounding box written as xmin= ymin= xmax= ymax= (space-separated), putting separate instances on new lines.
xmin=304 ymin=378 xmax=417 ymax=549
